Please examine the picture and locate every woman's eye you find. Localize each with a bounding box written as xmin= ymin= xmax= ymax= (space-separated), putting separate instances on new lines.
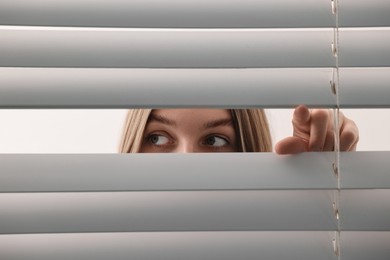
xmin=147 ymin=134 xmax=169 ymax=146
xmin=204 ymin=136 xmax=229 ymax=147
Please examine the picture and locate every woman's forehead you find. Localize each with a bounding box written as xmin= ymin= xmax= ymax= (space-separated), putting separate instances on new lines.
xmin=147 ymin=109 xmax=234 ymax=130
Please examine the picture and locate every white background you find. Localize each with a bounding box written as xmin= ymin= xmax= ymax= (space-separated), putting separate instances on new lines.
xmin=0 ymin=109 xmax=388 ymax=153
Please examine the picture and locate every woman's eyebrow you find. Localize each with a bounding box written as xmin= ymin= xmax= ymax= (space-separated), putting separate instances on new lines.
xmin=203 ymin=118 xmax=233 ymax=129
xmin=148 ymin=114 xmax=177 ymax=126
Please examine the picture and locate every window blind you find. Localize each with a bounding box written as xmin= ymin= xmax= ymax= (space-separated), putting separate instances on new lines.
xmin=1 ymin=153 xmax=390 ymax=259
xmin=1 ymin=1 xmax=390 ymax=260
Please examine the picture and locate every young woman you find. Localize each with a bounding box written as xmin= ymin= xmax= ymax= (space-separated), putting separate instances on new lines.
xmin=119 ymin=106 xmax=359 ymax=154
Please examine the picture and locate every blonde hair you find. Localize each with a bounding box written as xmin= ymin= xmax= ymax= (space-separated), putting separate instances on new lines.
xmin=119 ymin=109 xmax=272 ymax=153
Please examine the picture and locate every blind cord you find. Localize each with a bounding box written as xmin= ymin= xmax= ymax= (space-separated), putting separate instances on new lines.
xmin=331 ymin=0 xmax=341 ymax=259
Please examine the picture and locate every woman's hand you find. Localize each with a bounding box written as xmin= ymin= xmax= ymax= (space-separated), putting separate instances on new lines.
xmin=275 ymin=105 xmax=359 ymax=154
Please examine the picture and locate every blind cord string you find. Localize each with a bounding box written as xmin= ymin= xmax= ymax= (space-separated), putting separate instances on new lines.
xmin=331 ymin=0 xmax=341 ymax=259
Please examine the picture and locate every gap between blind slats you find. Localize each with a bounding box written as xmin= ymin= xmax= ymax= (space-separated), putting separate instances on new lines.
xmin=1 ymin=68 xmax=390 ymax=108
xmin=0 ymin=232 xmax=389 ymax=260
xmin=0 ymin=0 xmax=389 ymax=27
xmin=2 ymin=152 xmax=390 ymax=192
xmin=1 ymin=27 xmax=389 ymax=68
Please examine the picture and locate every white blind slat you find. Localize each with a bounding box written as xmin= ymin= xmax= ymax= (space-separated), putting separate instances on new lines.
xmin=339 ymin=28 xmax=390 ymax=67
xmin=341 ymin=151 xmax=390 ymax=189
xmin=1 ymin=153 xmax=389 ymax=192
xmin=340 ymin=67 xmax=390 ymax=108
xmin=0 ymin=27 xmax=335 ymax=68
xmin=340 ymin=0 xmax=390 ymax=27
xmin=0 ymin=190 xmax=336 ymax=234
xmin=1 ymin=0 xmax=389 ymax=28
xmin=1 ymin=68 xmax=390 ymax=108
xmin=0 ymin=232 xmax=337 ymax=260
xmin=0 ymin=0 xmax=336 ymax=28
xmin=341 ymin=232 xmax=390 ymax=260
xmin=341 ymin=190 xmax=390 ymax=231
xmin=2 ymin=231 xmax=388 ymax=260
xmin=0 ymin=68 xmax=335 ymax=108
xmin=0 ymin=153 xmax=337 ymax=191
xmin=1 ymin=27 xmax=388 ymax=68
xmin=3 ymin=190 xmax=388 ymax=233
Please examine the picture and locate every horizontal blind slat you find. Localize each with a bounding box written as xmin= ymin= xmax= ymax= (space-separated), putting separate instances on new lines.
xmin=0 ymin=68 xmax=336 ymax=108
xmin=0 ymin=191 xmax=336 ymax=234
xmin=339 ymin=28 xmax=390 ymax=67
xmin=0 ymin=232 xmax=389 ymax=260
xmin=0 ymin=231 xmax=336 ymax=260
xmin=341 ymin=232 xmax=390 ymax=260
xmin=0 ymin=153 xmax=336 ymax=192
xmin=0 ymin=27 xmax=335 ymax=68
xmin=1 ymin=27 xmax=388 ymax=68
xmin=340 ymin=67 xmax=390 ymax=108
xmin=340 ymin=0 xmax=390 ymax=27
xmin=341 ymin=151 xmax=390 ymax=188
xmin=1 ymin=152 xmax=389 ymax=192
xmin=0 ymin=0 xmax=334 ymax=28
xmin=341 ymin=190 xmax=390 ymax=231
xmin=1 ymin=0 xmax=389 ymax=27
xmin=1 ymin=68 xmax=390 ymax=108
xmin=2 ymin=190 xmax=388 ymax=233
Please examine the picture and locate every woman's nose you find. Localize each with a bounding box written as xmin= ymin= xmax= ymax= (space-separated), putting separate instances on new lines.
xmin=174 ymin=141 xmax=199 ymax=153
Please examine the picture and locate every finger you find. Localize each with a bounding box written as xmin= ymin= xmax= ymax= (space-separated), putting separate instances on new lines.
xmin=308 ymin=109 xmax=330 ymax=151
xmin=291 ymin=105 xmax=311 ymax=142
xmin=322 ymin=129 xmax=335 ymax=151
xmin=275 ymin=136 xmax=308 ymax=155
xmin=340 ymin=119 xmax=359 ymax=151
xmin=292 ymin=105 xmax=311 ymax=130
xmin=349 ymin=141 xmax=358 ymax=151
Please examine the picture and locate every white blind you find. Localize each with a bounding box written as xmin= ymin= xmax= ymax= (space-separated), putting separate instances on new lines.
xmin=1 ymin=0 xmax=390 ymax=259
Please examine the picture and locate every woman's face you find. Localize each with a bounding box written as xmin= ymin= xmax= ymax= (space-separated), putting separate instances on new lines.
xmin=140 ymin=109 xmax=238 ymax=153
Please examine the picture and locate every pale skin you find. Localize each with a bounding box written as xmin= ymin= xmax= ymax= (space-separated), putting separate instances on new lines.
xmin=275 ymin=105 xmax=359 ymax=154
xmin=140 ymin=106 xmax=359 ymax=154
xmin=140 ymin=109 xmax=238 ymax=153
